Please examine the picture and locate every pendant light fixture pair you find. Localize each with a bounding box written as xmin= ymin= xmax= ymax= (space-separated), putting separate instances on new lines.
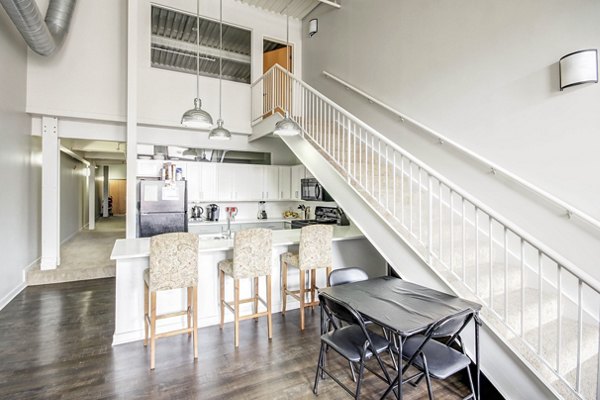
xmin=181 ymin=0 xmax=231 ymax=141
xmin=273 ymin=13 xmax=301 ymax=137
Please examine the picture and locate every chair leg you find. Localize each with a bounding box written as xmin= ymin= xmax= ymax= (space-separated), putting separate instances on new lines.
xmin=192 ymin=286 xmax=198 ymax=360
xmin=465 ymin=365 xmax=476 ymax=400
xmin=219 ymin=269 xmax=225 ymax=329
xmin=281 ymin=260 xmax=287 ymax=315
xmin=349 ymin=361 xmax=357 ymax=382
xmin=422 ymin=354 xmax=434 ymax=400
xmin=150 ymin=291 xmax=157 ymax=370
xmin=253 ymin=277 xmax=259 ymax=322
xmin=310 ymin=268 xmax=316 ymax=309
xmin=299 ymin=269 xmax=306 ymax=330
xmin=187 ymin=287 xmax=192 ymax=337
xmin=313 ymin=342 xmax=326 ymax=394
xmin=266 ymin=275 xmax=272 ymax=340
xmin=143 ymin=282 xmax=149 ymax=347
xmin=355 ymin=359 xmax=366 ymax=399
xmin=234 ymin=279 xmax=240 ymax=348
xmin=326 ymin=267 xmax=332 ymax=287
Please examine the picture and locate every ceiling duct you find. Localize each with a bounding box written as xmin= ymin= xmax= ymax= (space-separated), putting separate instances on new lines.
xmin=0 ymin=0 xmax=77 ymax=56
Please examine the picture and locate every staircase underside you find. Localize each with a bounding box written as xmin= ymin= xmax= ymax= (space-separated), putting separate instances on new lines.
xmin=276 ymin=131 xmax=562 ymax=400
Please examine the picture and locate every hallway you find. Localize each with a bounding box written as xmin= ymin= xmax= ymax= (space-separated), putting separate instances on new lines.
xmin=26 ymin=216 xmax=125 ymax=285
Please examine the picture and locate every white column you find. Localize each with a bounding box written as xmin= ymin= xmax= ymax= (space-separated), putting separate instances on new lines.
xmin=88 ymin=163 xmax=96 ymax=230
xmin=103 ymin=166 xmax=110 ymax=218
xmin=126 ymin=0 xmax=138 ymax=238
xmin=41 ymin=116 xmax=60 ymax=270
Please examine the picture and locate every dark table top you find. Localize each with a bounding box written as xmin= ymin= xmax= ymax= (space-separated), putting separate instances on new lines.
xmin=320 ymin=276 xmax=482 ymax=336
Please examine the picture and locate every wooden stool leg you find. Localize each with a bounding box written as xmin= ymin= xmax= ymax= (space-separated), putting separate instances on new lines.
xmin=310 ymin=268 xmax=317 ymax=309
xmin=299 ymin=269 xmax=306 ymax=331
xmin=150 ymin=291 xmax=157 ymax=370
xmin=192 ymin=286 xmax=198 ymax=360
xmin=187 ymin=287 xmax=192 ymax=337
xmin=281 ymin=261 xmax=288 ymax=315
xmin=266 ymin=275 xmax=272 ymax=340
xmin=219 ymin=270 xmax=225 ymax=329
xmin=253 ymin=277 xmax=259 ymax=322
xmin=234 ymin=279 xmax=240 ymax=348
xmin=326 ymin=267 xmax=332 ymax=287
xmin=144 ymin=282 xmax=149 ymax=347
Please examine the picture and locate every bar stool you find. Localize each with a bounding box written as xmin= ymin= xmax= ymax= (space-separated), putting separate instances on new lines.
xmin=281 ymin=224 xmax=333 ymax=330
xmin=143 ymin=232 xmax=199 ymax=370
xmin=218 ymin=228 xmax=273 ymax=348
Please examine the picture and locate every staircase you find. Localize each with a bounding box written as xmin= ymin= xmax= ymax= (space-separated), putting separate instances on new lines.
xmin=251 ymin=65 xmax=600 ymax=400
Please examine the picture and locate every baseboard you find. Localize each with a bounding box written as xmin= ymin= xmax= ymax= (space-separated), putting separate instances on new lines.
xmin=0 ymin=256 xmax=37 ymax=311
xmin=60 ymin=224 xmax=88 ymax=245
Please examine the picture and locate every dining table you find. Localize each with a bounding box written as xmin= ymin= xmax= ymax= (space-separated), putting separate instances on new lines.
xmin=319 ymin=276 xmax=482 ymax=400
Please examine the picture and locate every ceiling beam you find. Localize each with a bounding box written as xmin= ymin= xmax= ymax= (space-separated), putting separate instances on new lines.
xmin=151 ymin=35 xmax=251 ymax=64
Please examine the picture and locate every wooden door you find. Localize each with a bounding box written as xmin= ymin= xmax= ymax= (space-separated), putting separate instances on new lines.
xmin=109 ymin=179 xmax=127 ymax=215
xmin=263 ymin=45 xmax=292 ymax=117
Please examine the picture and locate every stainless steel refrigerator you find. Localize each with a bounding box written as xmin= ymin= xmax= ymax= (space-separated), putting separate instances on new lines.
xmin=138 ymin=180 xmax=188 ymax=237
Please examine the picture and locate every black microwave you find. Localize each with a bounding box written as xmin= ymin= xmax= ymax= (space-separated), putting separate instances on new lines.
xmin=301 ymin=178 xmax=334 ymax=202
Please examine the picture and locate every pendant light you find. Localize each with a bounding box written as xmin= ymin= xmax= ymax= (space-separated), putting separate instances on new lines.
xmin=273 ymin=13 xmax=301 ymax=137
xmin=209 ymin=0 xmax=232 ymax=140
xmin=181 ymin=0 xmax=213 ymax=129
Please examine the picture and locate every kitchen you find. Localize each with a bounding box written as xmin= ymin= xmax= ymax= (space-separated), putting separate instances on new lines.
xmin=112 ymin=143 xmax=386 ymax=345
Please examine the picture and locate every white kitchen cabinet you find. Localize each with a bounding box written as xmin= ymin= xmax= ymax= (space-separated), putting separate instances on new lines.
xmin=186 ymin=162 xmax=217 ymax=202
xmin=290 ymin=165 xmax=305 ymax=200
xmin=199 ymin=164 xmax=217 ymax=201
xmin=235 ymin=165 xmax=263 ymax=201
xmin=216 ymin=164 xmax=236 ymax=201
xmin=262 ymin=166 xmax=279 ymax=201
xmin=278 ymin=167 xmax=292 ymax=200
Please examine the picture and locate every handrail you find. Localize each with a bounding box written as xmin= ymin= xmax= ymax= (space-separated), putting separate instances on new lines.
xmin=265 ymin=63 xmax=600 ymax=295
xmin=322 ymin=70 xmax=600 ymax=233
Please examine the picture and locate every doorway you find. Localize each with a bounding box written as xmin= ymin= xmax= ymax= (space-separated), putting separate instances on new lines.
xmin=263 ymin=39 xmax=293 ymax=117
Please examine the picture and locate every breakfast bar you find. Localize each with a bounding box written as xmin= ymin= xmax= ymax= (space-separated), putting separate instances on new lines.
xmin=110 ymin=225 xmax=386 ymax=345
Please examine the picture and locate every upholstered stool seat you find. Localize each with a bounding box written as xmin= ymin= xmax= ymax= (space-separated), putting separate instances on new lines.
xmin=219 ymin=228 xmax=273 ymax=348
xmin=281 ymin=224 xmax=333 ymax=331
xmin=217 ymin=259 xmax=234 ymax=276
xmin=143 ymin=232 xmax=199 ymax=370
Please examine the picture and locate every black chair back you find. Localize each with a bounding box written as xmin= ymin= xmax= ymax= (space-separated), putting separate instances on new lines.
xmin=428 ymin=308 xmax=474 ymax=342
xmin=329 ymin=267 xmax=369 ymax=286
xmin=319 ymin=292 xmax=374 ymax=343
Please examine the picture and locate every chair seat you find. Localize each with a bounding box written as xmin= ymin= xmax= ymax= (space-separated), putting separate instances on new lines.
xmin=218 ymin=259 xmax=234 ymax=276
xmin=281 ymin=252 xmax=299 ymax=268
xmin=400 ymin=334 xmax=471 ymax=379
xmin=143 ymin=268 xmax=150 ymax=286
xmin=322 ymin=325 xmax=389 ymax=363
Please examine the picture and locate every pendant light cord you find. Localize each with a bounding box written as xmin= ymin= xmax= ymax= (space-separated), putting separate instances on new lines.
xmin=219 ymin=0 xmax=223 ymax=120
xmin=196 ymin=0 xmax=200 ymax=101
xmin=285 ymin=13 xmax=290 ymax=117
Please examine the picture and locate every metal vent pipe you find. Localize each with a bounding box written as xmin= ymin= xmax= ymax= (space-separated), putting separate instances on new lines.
xmin=0 ymin=0 xmax=76 ymax=56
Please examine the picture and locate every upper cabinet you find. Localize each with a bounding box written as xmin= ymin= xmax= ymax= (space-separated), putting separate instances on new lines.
xmin=136 ymin=160 xmax=310 ymax=202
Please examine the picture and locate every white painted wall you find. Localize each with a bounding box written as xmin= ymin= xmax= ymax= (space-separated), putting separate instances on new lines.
xmin=26 ymin=0 xmax=303 ymax=135
xmin=0 ymin=11 xmax=41 ymax=308
xmin=303 ymin=0 xmax=600 ymax=278
xmin=59 ymin=152 xmax=89 ymax=243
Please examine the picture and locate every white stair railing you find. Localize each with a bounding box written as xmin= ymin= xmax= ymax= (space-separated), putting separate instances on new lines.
xmin=251 ymin=64 xmax=600 ymax=400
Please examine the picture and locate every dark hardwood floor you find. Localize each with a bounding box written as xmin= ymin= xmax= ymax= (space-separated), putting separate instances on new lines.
xmin=0 ymin=279 xmax=474 ymax=399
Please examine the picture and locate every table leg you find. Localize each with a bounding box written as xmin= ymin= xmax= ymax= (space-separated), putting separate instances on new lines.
xmin=379 ymin=333 xmax=402 ymax=400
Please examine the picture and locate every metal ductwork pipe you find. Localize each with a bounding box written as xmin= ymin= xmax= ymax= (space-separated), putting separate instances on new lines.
xmin=0 ymin=0 xmax=76 ymax=56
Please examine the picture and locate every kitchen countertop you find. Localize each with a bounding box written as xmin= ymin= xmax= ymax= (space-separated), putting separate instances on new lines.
xmin=188 ymin=217 xmax=299 ymax=226
xmin=110 ymin=224 xmax=364 ymax=261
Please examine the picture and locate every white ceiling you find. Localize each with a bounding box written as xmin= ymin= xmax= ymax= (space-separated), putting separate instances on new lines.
xmin=235 ymin=0 xmax=329 ymax=19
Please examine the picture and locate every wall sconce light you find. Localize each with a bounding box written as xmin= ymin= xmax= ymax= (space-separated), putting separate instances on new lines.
xmin=308 ymin=19 xmax=318 ymax=37
xmin=559 ymin=49 xmax=598 ymax=90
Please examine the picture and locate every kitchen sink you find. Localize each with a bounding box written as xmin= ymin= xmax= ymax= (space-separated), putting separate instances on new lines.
xmin=197 ymin=233 xmax=234 ymax=241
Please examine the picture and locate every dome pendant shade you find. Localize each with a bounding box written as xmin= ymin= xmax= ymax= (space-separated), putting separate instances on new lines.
xmin=209 ymin=119 xmax=232 ymax=140
xmin=273 ymin=115 xmax=300 ymax=136
xmin=181 ymin=98 xmax=213 ymax=129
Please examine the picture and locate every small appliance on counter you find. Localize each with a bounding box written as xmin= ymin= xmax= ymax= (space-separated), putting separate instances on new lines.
xmin=191 ymin=204 xmax=204 ymax=221
xmin=257 ymin=201 xmax=267 ymax=220
xmin=290 ymin=206 xmax=347 ymax=229
xmin=138 ymin=180 xmax=187 ymax=237
xmin=301 ymin=178 xmax=334 ymax=202
xmin=206 ymin=204 xmax=220 ymax=221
